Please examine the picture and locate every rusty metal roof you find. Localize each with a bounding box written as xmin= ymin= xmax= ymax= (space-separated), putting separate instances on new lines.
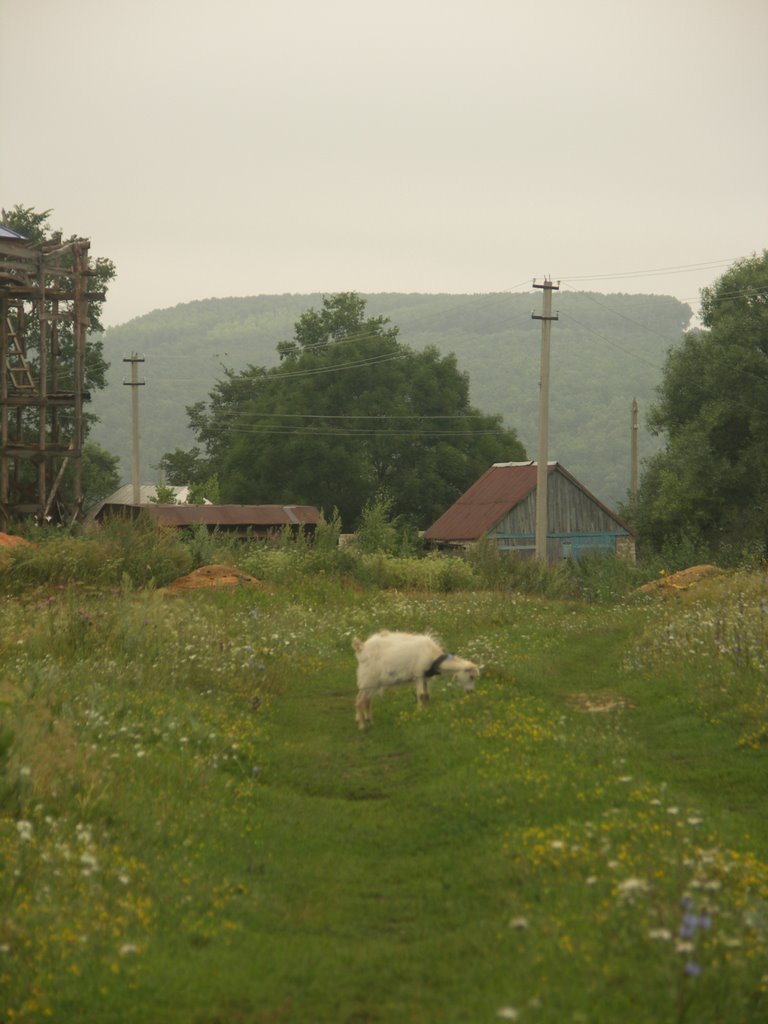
xmin=123 ymin=504 xmax=321 ymax=528
xmin=424 ymin=462 xmax=633 ymax=541
xmin=424 ymin=462 xmax=539 ymax=541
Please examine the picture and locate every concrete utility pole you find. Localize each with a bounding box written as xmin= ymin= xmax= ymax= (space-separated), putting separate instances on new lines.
xmin=630 ymin=397 xmax=639 ymax=499
xmin=123 ymin=354 xmax=145 ymax=505
xmin=532 ymin=278 xmax=559 ymax=562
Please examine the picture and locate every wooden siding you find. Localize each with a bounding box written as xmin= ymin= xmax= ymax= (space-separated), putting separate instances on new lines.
xmin=490 ymin=469 xmax=626 ymax=537
xmin=487 ymin=466 xmax=634 ymax=561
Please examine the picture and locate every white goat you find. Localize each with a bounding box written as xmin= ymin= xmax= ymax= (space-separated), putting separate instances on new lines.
xmin=353 ymin=630 xmax=479 ymax=729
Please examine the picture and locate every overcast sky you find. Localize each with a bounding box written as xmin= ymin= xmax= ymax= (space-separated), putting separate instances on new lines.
xmin=2 ymin=0 xmax=766 ymax=327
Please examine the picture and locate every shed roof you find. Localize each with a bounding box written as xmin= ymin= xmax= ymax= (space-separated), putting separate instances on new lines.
xmin=136 ymin=504 xmax=321 ymax=528
xmin=424 ymin=461 xmax=633 ymax=541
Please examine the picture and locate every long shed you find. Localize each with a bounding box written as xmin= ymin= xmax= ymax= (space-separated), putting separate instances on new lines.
xmin=95 ymin=502 xmax=321 ymax=539
xmin=424 ymin=461 xmax=635 ymax=562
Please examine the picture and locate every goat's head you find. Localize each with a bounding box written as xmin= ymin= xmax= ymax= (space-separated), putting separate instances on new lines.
xmin=443 ymin=657 xmax=480 ymax=693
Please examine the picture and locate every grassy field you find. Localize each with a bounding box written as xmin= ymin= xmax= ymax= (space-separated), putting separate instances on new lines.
xmin=2 ymin=536 xmax=768 ymax=1023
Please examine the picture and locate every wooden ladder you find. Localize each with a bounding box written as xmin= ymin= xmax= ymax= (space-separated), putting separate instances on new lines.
xmin=5 ymin=316 xmax=36 ymax=393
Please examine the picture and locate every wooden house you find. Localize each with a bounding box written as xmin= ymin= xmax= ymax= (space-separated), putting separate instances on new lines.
xmin=424 ymin=461 xmax=635 ymax=562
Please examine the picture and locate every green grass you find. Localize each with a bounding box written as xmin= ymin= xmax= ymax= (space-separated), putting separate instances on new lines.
xmin=2 ymin=555 xmax=768 ymax=1023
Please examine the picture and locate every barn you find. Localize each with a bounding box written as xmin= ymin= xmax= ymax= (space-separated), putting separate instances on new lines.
xmin=424 ymin=461 xmax=635 ymax=562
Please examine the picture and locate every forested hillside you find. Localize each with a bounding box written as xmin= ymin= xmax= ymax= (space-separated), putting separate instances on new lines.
xmin=89 ymin=292 xmax=692 ymax=508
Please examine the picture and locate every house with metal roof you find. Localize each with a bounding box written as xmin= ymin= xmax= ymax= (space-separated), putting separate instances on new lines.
xmin=94 ymin=499 xmax=321 ymax=539
xmin=424 ymin=461 xmax=635 ymax=562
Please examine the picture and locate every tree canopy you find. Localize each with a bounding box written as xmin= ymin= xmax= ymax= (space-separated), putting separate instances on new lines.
xmin=628 ymin=251 xmax=768 ymax=561
xmin=160 ymin=292 xmax=525 ymax=528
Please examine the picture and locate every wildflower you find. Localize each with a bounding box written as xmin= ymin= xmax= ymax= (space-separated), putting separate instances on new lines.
xmin=118 ymin=944 xmax=139 ymax=957
xmin=648 ymin=928 xmax=672 ymax=941
xmin=496 ymin=1008 xmax=519 ymax=1021
xmin=508 ymin=916 xmax=529 ymax=930
xmin=80 ymin=852 xmax=99 ymax=872
xmin=16 ymin=820 xmax=33 ymax=842
xmin=617 ymin=877 xmax=649 ymax=898
xmin=684 ymin=961 xmax=702 ymax=977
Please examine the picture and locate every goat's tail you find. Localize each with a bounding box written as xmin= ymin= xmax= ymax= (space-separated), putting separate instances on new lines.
xmin=352 ymin=636 xmax=363 ymax=654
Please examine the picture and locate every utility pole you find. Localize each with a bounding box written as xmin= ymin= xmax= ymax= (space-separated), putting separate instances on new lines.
xmin=630 ymin=397 xmax=639 ymax=499
xmin=123 ymin=353 xmax=145 ymax=505
xmin=532 ymin=278 xmax=559 ymax=563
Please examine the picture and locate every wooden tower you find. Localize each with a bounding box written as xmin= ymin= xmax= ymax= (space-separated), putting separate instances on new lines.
xmin=0 ymin=228 xmax=104 ymax=525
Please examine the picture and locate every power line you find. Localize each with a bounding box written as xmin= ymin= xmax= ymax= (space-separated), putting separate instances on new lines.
xmin=557 ymin=312 xmax=661 ymax=369
xmin=559 ymin=257 xmax=742 ymax=284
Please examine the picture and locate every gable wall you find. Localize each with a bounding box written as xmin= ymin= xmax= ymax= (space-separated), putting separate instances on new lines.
xmin=494 ymin=469 xmax=624 ymax=535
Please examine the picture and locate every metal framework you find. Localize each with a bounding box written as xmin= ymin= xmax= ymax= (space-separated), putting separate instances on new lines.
xmin=0 ymin=229 xmax=103 ymax=526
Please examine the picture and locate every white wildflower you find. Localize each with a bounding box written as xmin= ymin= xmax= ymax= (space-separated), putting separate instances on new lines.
xmin=496 ymin=1008 xmax=519 ymax=1021
xmin=648 ymin=928 xmax=672 ymax=941
xmin=16 ymin=820 xmax=33 ymax=842
xmin=508 ymin=916 xmax=529 ymax=930
xmin=617 ymin=877 xmax=649 ymax=898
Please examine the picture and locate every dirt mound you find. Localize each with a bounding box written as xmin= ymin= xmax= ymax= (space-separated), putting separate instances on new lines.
xmin=0 ymin=532 xmax=33 ymax=549
xmin=638 ymin=564 xmax=720 ymax=594
xmin=163 ymin=563 xmax=267 ymax=594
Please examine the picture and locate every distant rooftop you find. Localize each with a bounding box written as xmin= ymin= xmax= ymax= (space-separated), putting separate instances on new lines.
xmin=0 ymin=225 xmax=29 ymax=241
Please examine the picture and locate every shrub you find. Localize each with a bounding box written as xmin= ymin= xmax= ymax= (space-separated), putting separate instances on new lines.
xmin=1 ymin=516 xmax=192 ymax=590
xmin=564 ymin=552 xmax=645 ymax=603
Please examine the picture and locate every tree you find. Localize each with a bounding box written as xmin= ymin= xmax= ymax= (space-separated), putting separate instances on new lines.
xmin=163 ymin=293 xmax=526 ymax=528
xmin=78 ymin=444 xmax=122 ymax=510
xmin=627 ymin=251 xmax=768 ymax=561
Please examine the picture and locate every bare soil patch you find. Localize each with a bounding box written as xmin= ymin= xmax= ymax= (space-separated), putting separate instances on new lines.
xmin=163 ymin=563 xmax=270 ymax=594
xmin=0 ymin=532 xmax=33 ymax=550
xmin=568 ymin=693 xmax=637 ymax=714
xmin=638 ymin=564 xmax=720 ymax=594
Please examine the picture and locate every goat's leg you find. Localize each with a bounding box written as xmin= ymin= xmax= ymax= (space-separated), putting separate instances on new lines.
xmin=415 ymin=676 xmax=430 ymax=708
xmin=355 ymin=690 xmax=367 ymax=729
xmin=356 ymin=689 xmax=374 ymax=729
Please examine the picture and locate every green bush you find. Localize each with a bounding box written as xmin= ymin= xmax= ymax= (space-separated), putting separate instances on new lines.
xmin=1 ymin=515 xmax=193 ymax=590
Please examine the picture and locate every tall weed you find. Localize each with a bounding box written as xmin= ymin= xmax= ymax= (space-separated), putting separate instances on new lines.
xmin=1 ymin=516 xmax=192 ymax=590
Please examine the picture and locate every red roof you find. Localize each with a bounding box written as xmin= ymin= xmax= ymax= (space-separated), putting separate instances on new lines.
xmin=424 ymin=462 xmax=633 ymax=541
xmin=121 ymin=504 xmax=321 ymax=528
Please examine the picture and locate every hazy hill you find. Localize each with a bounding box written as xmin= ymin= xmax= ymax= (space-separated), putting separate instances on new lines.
xmin=88 ymin=292 xmax=692 ymax=510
